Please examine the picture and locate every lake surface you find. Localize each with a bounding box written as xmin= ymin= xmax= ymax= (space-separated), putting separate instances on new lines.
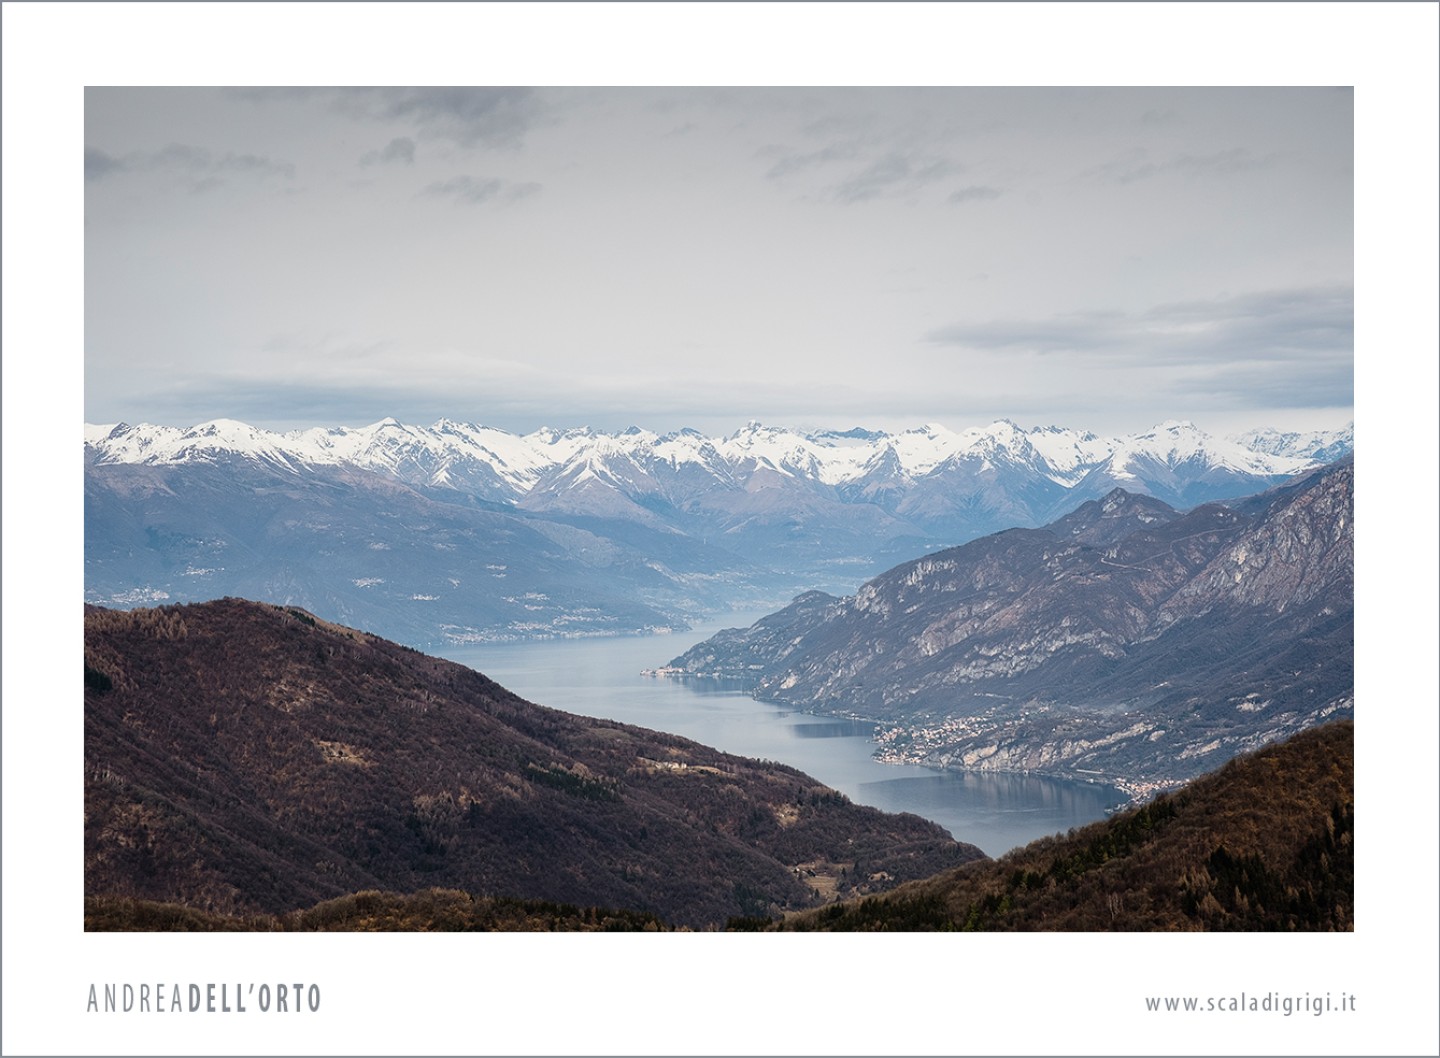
xmin=439 ymin=612 xmax=1125 ymax=857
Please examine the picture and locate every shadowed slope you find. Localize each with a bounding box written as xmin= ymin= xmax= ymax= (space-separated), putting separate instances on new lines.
xmin=85 ymin=599 xmax=982 ymax=929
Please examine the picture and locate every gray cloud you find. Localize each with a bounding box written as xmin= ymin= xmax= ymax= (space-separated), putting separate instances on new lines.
xmin=762 ymin=141 xmax=861 ymax=180
xmin=1085 ymin=147 xmax=1271 ymax=184
xmin=765 ymin=141 xmax=960 ymax=203
xmin=85 ymin=147 xmax=124 ymax=182
xmin=338 ymin=87 xmax=543 ymax=149
xmin=948 ymin=185 xmax=1002 ymax=204
xmin=86 ymin=141 xmax=295 ymax=192
xmin=928 ymin=310 xmax=1120 ymax=353
xmin=928 ymin=286 xmax=1353 ymax=367
xmin=419 ymin=175 xmax=540 ymax=205
xmin=835 ymin=152 xmax=958 ymax=203
xmin=360 ymin=137 xmax=415 ymax=167
xmin=1167 ymin=358 xmax=1353 ymax=411
xmin=230 ymin=86 xmax=547 ymax=150
xmin=1141 ymin=287 xmax=1353 ymax=359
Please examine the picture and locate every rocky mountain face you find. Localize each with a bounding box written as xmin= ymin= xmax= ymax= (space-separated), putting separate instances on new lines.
xmin=85 ymin=599 xmax=982 ymax=928
xmin=85 ymin=416 xmax=1351 ymax=646
xmin=667 ymin=459 xmax=1354 ymax=793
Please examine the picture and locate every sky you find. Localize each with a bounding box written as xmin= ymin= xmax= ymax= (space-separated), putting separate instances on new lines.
xmin=85 ymin=86 xmax=1354 ymax=439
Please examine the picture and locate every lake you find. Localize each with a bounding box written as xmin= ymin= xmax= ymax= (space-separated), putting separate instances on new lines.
xmin=439 ymin=612 xmax=1125 ymax=858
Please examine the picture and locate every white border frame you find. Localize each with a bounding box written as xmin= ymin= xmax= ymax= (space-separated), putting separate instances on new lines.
xmin=4 ymin=4 xmax=1437 ymax=1055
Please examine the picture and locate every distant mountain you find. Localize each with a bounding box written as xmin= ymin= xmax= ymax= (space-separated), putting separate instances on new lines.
xmin=780 ymin=720 xmax=1353 ymax=932
xmin=84 ymin=458 xmax=778 ymax=648
xmin=85 ymin=416 xmax=1347 ymax=645
xmin=86 ymin=417 xmax=1344 ymax=506
xmin=1231 ymin=422 xmax=1354 ymax=465
xmin=1059 ymin=420 xmax=1327 ymax=514
xmin=85 ymin=599 xmax=983 ymax=929
xmin=666 ymin=459 xmax=1353 ymax=793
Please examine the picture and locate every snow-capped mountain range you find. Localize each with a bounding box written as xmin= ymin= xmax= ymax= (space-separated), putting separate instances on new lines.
xmin=84 ymin=415 xmax=1352 ymax=646
xmin=86 ymin=416 xmax=1350 ymax=508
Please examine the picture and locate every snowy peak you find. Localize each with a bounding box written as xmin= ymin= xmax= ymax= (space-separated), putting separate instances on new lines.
xmin=1113 ymin=421 xmax=1312 ymax=477
xmin=1023 ymin=425 xmax=1115 ymax=484
xmin=887 ymin=422 xmax=967 ymax=476
xmin=718 ymin=422 xmax=858 ymax=484
xmin=1057 ymin=421 xmax=1321 ymax=514
xmin=85 ymin=423 xmax=126 ymax=445
xmin=85 ymin=415 xmax=1349 ymax=532
xmin=1231 ymin=423 xmax=1354 ymax=464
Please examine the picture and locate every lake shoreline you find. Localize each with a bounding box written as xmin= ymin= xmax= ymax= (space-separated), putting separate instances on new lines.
xmin=440 ymin=614 xmax=1126 ymax=857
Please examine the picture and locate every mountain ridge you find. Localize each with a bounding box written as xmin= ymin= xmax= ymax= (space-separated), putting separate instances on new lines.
xmin=85 ymin=416 xmax=1353 ymax=647
xmin=88 ymin=416 xmax=1347 ymax=500
xmin=665 ymin=459 xmax=1353 ymax=795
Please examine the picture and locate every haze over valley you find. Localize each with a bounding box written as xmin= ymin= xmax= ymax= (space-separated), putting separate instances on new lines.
xmin=85 ymin=415 xmax=1351 ymax=648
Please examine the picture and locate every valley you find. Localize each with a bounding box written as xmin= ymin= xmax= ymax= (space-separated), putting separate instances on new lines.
xmin=83 ymin=597 xmax=1352 ymax=932
xmin=439 ymin=616 xmax=1126 ymax=857
xmin=81 ymin=417 xmax=1355 ymax=931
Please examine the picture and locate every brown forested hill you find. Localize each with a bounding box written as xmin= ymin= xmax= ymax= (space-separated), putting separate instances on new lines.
xmin=778 ymin=720 xmax=1352 ymax=931
xmin=84 ymin=599 xmax=982 ymax=929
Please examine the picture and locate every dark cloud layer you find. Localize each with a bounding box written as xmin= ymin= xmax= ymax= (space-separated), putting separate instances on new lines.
xmin=360 ymin=137 xmax=415 ymax=167
xmin=928 ymin=286 xmax=1353 ymax=365
xmin=229 ymin=87 xmax=548 ymax=151
xmin=356 ymin=87 xmax=542 ymax=148
xmin=83 ymin=141 xmax=294 ymax=191
xmin=84 ymin=146 xmax=123 ymax=182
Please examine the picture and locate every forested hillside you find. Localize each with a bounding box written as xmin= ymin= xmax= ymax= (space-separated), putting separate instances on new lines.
xmin=85 ymin=599 xmax=981 ymax=929
xmin=778 ymin=721 xmax=1353 ymax=931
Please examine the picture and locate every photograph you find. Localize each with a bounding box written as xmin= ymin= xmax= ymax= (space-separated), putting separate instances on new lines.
xmin=3 ymin=3 xmax=1437 ymax=1056
xmin=81 ymin=83 xmax=1357 ymax=935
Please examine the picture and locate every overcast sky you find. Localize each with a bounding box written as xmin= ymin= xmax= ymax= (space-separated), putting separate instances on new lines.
xmin=85 ymin=86 xmax=1353 ymax=438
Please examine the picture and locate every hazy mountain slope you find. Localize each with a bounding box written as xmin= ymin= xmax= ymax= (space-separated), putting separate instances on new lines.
xmin=84 ymin=599 xmax=982 ymax=928
xmin=781 ymin=720 xmax=1353 ymax=931
xmin=668 ymin=460 xmax=1353 ymax=791
xmin=84 ymin=460 xmax=783 ymax=647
